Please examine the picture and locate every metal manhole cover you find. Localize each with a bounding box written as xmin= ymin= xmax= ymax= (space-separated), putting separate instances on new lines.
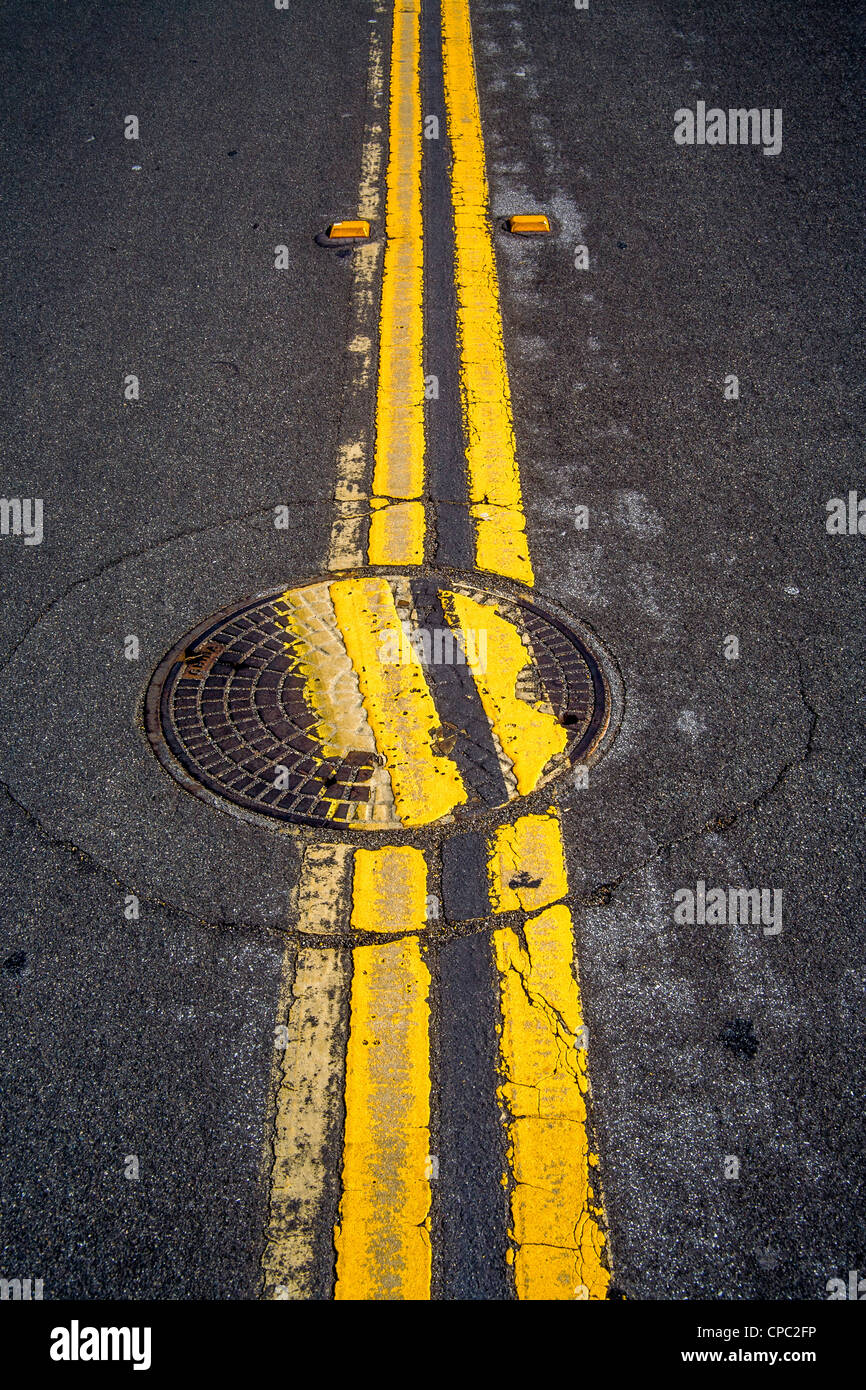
xmin=145 ymin=574 xmax=609 ymax=831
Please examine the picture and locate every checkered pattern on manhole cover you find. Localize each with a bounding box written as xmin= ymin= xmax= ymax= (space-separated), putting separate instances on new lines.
xmin=145 ymin=575 xmax=608 ymax=831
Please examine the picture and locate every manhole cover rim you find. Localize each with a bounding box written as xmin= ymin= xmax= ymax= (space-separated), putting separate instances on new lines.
xmin=143 ymin=571 xmax=619 ymax=839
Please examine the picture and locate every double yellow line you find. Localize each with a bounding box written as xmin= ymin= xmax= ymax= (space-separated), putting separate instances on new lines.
xmin=333 ymin=0 xmax=533 ymax=585
xmin=263 ymin=0 xmax=612 ymax=1302
xmin=263 ymin=812 xmax=610 ymax=1300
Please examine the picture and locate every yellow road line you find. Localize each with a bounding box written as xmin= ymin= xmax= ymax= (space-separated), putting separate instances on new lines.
xmin=328 ymin=12 xmax=386 ymax=571
xmin=330 ymin=576 xmax=467 ymax=827
xmin=277 ymin=586 xmax=381 ymax=760
xmin=369 ymin=497 xmax=425 ymax=567
xmin=294 ymin=843 xmax=354 ymax=936
xmin=493 ymin=904 xmax=610 ymax=1301
xmin=262 ymin=947 xmax=351 ymax=1299
xmin=274 ymin=581 xmax=396 ymax=822
xmin=488 ymin=809 xmax=569 ymax=914
xmin=351 ymin=844 xmax=427 ymax=934
xmin=334 ymin=936 xmax=432 ymax=1299
xmin=441 ymin=0 xmax=533 ymax=587
xmin=370 ymin=0 xmax=425 ymax=565
xmin=445 ymin=590 xmax=567 ymax=794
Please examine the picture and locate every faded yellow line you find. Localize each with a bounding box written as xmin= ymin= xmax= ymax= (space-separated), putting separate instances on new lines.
xmin=369 ymin=497 xmax=425 ymax=567
xmin=329 ymin=10 xmax=386 ymax=571
xmin=334 ymin=936 xmax=432 ymax=1299
xmin=330 ymin=576 xmax=467 ymax=827
xmin=262 ymin=946 xmax=350 ymax=1299
xmin=494 ymin=904 xmax=610 ymax=1301
xmin=276 ymin=585 xmax=381 ymax=759
xmin=351 ymin=844 xmax=427 ymax=934
xmin=294 ymin=842 xmax=354 ymax=935
xmin=445 ymin=590 xmax=567 ymax=794
xmin=369 ymin=0 xmax=425 ymax=565
xmin=274 ymin=582 xmax=397 ymax=824
xmin=442 ymin=0 xmax=533 ymax=587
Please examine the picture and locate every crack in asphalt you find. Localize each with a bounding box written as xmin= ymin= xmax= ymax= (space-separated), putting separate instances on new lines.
xmin=576 ymin=649 xmax=821 ymax=909
xmin=0 ymin=504 xmax=304 ymax=677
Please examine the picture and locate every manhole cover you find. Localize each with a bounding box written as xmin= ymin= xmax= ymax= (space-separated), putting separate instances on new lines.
xmin=145 ymin=574 xmax=609 ymax=831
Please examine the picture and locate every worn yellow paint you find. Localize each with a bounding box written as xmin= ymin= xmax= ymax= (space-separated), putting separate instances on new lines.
xmin=328 ymin=15 xmax=385 ymax=572
xmin=371 ymin=0 xmax=425 ymax=565
xmin=488 ymin=810 xmax=569 ymax=914
xmin=277 ymin=585 xmax=380 ymax=760
xmin=368 ymin=498 xmax=425 ymax=566
xmin=334 ymin=937 xmax=432 ymax=1299
xmin=445 ymin=590 xmax=566 ymax=794
xmin=493 ymin=905 xmax=610 ymax=1301
xmin=441 ymin=0 xmax=533 ymax=586
xmin=262 ymin=947 xmax=350 ymax=1299
xmin=330 ymin=576 xmax=467 ymax=827
xmin=274 ymin=582 xmax=396 ymax=824
xmin=351 ymin=845 xmax=427 ymax=935
xmin=294 ymin=843 xmax=354 ymax=935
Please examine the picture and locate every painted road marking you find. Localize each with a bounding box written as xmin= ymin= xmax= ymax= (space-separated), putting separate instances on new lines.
xmin=493 ymin=902 xmax=610 ymax=1300
xmin=488 ymin=809 xmax=569 ymax=915
xmin=255 ymin=0 xmax=616 ymax=1302
xmin=331 ymin=575 xmax=468 ymax=826
xmin=369 ymin=0 xmax=426 ymax=566
xmin=445 ymin=589 xmax=568 ymax=795
xmin=328 ymin=6 xmax=385 ymax=572
xmin=294 ymin=843 xmax=353 ymax=935
xmin=350 ymin=844 xmax=427 ymax=934
xmin=262 ymin=946 xmax=350 ymax=1300
xmin=334 ymin=935 xmax=432 ymax=1299
xmin=441 ymin=0 xmax=534 ymax=587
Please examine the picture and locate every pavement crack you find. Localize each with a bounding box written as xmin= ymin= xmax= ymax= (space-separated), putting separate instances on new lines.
xmin=0 ymin=505 xmax=287 ymax=678
xmin=578 ymin=653 xmax=822 ymax=908
xmin=0 ymin=778 xmax=289 ymax=944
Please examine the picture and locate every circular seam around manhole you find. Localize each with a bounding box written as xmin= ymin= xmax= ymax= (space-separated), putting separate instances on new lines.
xmin=144 ymin=573 xmax=612 ymax=834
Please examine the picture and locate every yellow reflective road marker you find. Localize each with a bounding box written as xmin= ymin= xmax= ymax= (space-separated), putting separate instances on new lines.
xmin=370 ymin=0 xmax=426 ymax=565
xmin=442 ymin=0 xmax=533 ymax=587
xmin=507 ymin=214 xmax=551 ymax=236
xmin=494 ymin=904 xmax=610 ymax=1301
xmin=326 ymin=219 xmax=371 ymax=240
xmin=335 ymin=935 xmax=432 ymax=1299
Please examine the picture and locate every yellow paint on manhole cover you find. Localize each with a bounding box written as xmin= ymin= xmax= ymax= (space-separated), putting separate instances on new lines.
xmin=145 ymin=574 xmax=608 ymax=831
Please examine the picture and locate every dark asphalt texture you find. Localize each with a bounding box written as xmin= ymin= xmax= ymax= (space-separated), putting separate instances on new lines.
xmin=1 ymin=0 xmax=864 ymax=1300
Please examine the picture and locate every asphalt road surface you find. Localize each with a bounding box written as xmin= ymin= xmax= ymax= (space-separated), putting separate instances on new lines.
xmin=0 ymin=0 xmax=864 ymax=1303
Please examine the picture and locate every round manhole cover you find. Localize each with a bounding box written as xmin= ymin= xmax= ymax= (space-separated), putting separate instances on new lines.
xmin=145 ymin=574 xmax=609 ymax=832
